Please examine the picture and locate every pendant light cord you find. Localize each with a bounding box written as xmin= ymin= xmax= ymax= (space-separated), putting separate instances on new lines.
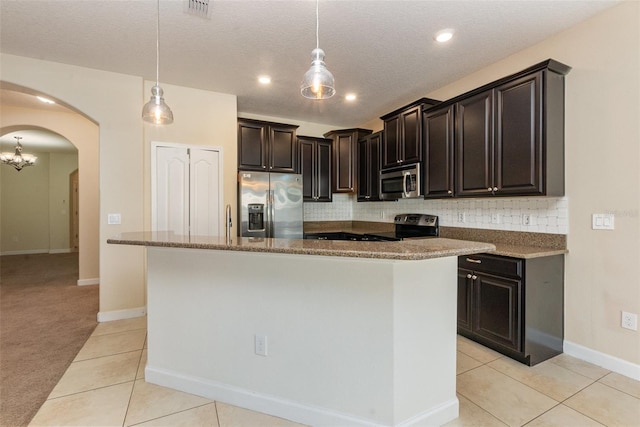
xmin=315 ymin=0 xmax=319 ymax=50
xmin=155 ymin=0 xmax=160 ymax=86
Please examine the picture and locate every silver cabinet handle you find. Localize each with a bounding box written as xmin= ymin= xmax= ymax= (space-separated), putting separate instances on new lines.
xmin=487 ymin=187 xmax=492 ymax=192
xmin=466 ymin=274 xmax=472 ymax=279
xmin=447 ymin=190 xmax=452 ymax=194
xmin=493 ymin=187 xmax=498 ymax=192
xmin=472 ymin=275 xmax=477 ymax=280
xmin=466 ymin=258 xmax=482 ymax=264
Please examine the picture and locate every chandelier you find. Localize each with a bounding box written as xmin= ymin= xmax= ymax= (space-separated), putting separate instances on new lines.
xmin=0 ymin=136 xmax=37 ymax=171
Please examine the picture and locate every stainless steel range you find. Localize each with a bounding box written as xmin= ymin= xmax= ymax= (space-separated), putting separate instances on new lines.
xmin=304 ymin=214 xmax=439 ymax=241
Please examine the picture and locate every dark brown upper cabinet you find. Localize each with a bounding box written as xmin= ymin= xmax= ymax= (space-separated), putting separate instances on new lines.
xmin=299 ymin=136 xmax=332 ymax=202
xmin=423 ymin=105 xmax=455 ymax=198
xmin=455 ymin=60 xmax=570 ymax=197
xmin=357 ymin=132 xmax=382 ymax=202
xmin=323 ymin=128 xmax=372 ymax=194
xmin=380 ymin=98 xmax=440 ymax=169
xmin=238 ymin=118 xmax=299 ymax=173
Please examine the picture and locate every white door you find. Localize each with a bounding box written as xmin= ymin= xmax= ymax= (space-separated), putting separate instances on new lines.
xmin=154 ymin=144 xmax=222 ymax=237
xmin=190 ymin=149 xmax=220 ymax=236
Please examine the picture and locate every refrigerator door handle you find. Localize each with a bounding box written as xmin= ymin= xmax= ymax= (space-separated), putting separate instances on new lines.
xmin=268 ymin=190 xmax=275 ymax=238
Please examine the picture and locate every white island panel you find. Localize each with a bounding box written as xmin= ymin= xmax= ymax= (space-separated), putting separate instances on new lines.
xmin=145 ymin=246 xmax=458 ymax=426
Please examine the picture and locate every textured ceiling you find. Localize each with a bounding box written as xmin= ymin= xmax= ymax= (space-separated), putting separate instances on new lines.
xmin=0 ymin=0 xmax=620 ymax=129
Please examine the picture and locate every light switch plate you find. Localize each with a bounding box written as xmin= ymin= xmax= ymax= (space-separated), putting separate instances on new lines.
xmin=592 ymin=213 xmax=614 ymax=230
xmin=107 ymin=213 xmax=122 ymax=225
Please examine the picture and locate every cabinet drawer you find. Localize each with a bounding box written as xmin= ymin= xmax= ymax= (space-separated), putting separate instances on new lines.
xmin=458 ymin=254 xmax=522 ymax=278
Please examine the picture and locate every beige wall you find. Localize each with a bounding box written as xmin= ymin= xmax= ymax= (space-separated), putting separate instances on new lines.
xmin=0 ymin=54 xmax=238 ymax=320
xmin=423 ymin=2 xmax=639 ymax=366
xmin=0 ymin=149 xmax=77 ymax=253
xmin=0 ymin=105 xmax=99 ymax=282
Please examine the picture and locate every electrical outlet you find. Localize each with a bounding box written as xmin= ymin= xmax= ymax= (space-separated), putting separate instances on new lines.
xmin=522 ymin=214 xmax=531 ymax=226
xmin=255 ymin=334 xmax=268 ymax=356
xmin=458 ymin=212 xmax=465 ymax=223
xmin=621 ymin=312 xmax=638 ymax=331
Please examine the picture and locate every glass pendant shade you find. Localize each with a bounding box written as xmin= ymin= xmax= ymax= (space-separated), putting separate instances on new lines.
xmin=142 ymin=85 xmax=174 ymax=125
xmin=301 ymin=48 xmax=335 ymax=99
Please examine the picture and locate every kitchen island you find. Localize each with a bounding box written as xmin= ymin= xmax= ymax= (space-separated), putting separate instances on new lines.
xmin=108 ymin=232 xmax=495 ymax=426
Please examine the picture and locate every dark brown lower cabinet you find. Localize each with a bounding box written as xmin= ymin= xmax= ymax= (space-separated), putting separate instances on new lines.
xmin=458 ymin=253 xmax=564 ymax=366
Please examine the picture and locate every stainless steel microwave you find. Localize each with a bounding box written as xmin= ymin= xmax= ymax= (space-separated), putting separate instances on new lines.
xmin=379 ymin=163 xmax=422 ymax=200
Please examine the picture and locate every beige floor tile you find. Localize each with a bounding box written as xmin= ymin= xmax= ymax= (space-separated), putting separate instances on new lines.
xmin=564 ymin=382 xmax=640 ymax=426
xmin=137 ymin=349 xmax=148 ymax=380
xmin=457 ymin=365 xmax=558 ymax=427
xmin=456 ymin=336 xmax=502 ymax=364
xmin=598 ymin=372 xmax=640 ymax=399
xmin=443 ymin=394 xmax=507 ymax=426
xmin=74 ymin=329 xmax=147 ymax=361
xmin=215 ymin=402 xmax=306 ymax=427
xmin=134 ymin=402 xmax=219 ymax=426
xmin=29 ymin=382 xmax=133 ymax=426
xmin=548 ymin=354 xmax=610 ymax=380
xmin=92 ymin=316 xmax=147 ymax=336
xmin=457 ymin=351 xmax=484 ymax=375
xmin=124 ymin=380 xmax=213 ymax=426
xmin=49 ymin=350 xmax=141 ymax=398
xmin=526 ymin=404 xmax=605 ymax=427
xmin=487 ymin=357 xmax=593 ymax=401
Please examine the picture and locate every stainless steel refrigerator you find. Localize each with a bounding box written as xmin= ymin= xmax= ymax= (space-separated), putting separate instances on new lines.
xmin=238 ymin=171 xmax=303 ymax=239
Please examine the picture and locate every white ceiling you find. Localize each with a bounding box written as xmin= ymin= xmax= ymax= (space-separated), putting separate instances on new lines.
xmin=0 ymin=0 xmax=620 ymax=130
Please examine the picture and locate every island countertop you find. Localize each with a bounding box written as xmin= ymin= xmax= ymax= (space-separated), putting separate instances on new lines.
xmin=107 ymin=231 xmax=496 ymax=261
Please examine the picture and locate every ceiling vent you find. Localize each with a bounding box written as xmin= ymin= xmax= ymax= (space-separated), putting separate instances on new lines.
xmin=184 ymin=0 xmax=211 ymax=18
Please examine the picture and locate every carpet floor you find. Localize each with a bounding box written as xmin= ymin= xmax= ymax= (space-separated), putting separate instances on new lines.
xmin=0 ymin=253 xmax=99 ymax=427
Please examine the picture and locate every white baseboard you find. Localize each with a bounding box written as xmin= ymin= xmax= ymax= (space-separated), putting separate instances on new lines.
xmin=97 ymin=307 xmax=147 ymax=323
xmin=49 ymin=248 xmax=73 ymax=254
xmin=77 ymin=278 xmax=99 ymax=286
xmin=146 ymin=366 xmax=457 ymax=427
xmin=564 ymin=340 xmax=640 ymax=381
xmin=0 ymin=249 xmax=49 ymax=256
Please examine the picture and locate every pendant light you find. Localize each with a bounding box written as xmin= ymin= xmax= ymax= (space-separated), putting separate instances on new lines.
xmin=142 ymin=0 xmax=174 ymax=125
xmin=301 ymin=0 xmax=335 ymax=99
xmin=0 ymin=136 xmax=37 ymax=171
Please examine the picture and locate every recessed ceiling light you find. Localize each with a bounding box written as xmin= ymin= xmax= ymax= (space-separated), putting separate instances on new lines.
xmin=345 ymin=93 xmax=357 ymax=101
xmin=435 ymin=29 xmax=454 ymax=43
xmin=258 ymin=75 xmax=271 ymax=85
xmin=37 ymin=96 xmax=55 ymax=104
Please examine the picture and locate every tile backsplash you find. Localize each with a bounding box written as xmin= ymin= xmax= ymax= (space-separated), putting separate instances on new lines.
xmin=304 ymin=195 xmax=568 ymax=234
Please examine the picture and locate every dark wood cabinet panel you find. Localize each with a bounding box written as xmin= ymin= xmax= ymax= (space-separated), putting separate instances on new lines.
xmin=324 ymin=128 xmax=372 ymax=194
xmin=423 ymin=105 xmax=454 ymax=198
xmin=473 ymin=273 xmax=522 ymax=353
xmin=455 ymin=91 xmax=494 ymax=196
xmin=457 ymin=268 xmax=473 ymax=332
xmin=457 ymin=253 xmax=564 ymax=366
xmin=299 ymin=136 xmax=332 ymax=202
xmin=238 ymin=118 xmax=298 ymax=173
xmin=495 ymin=72 xmax=543 ymax=195
xmin=357 ymin=132 xmax=382 ymax=202
xmin=453 ymin=61 xmax=568 ymax=198
xmin=381 ymin=98 xmax=439 ymax=169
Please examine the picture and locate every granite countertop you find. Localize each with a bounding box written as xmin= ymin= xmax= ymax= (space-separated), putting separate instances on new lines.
xmin=304 ymin=222 xmax=568 ymax=259
xmin=107 ymin=232 xmax=496 ymax=261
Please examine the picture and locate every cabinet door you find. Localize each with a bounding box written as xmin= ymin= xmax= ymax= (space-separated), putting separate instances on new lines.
xmin=401 ymin=106 xmax=421 ymax=164
xmin=424 ymin=106 xmax=454 ymax=198
xmin=316 ymin=140 xmax=332 ymax=202
xmin=495 ymin=72 xmax=543 ymax=195
xmin=456 ymin=91 xmax=494 ymax=197
xmin=357 ymin=133 xmax=382 ymax=202
xmin=457 ymin=268 xmax=474 ymax=332
xmin=473 ymin=273 xmax=522 ymax=352
xmin=333 ymin=133 xmax=356 ymax=193
xmin=382 ymin=116 xmax=400 ymax=168
xmin=299 ymin=139 xmax=315 ymax=201
xmin=269 ymin=124 xmax=297 ymax=173
xmin=238 ymin=120 xmax=267 ymax=171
